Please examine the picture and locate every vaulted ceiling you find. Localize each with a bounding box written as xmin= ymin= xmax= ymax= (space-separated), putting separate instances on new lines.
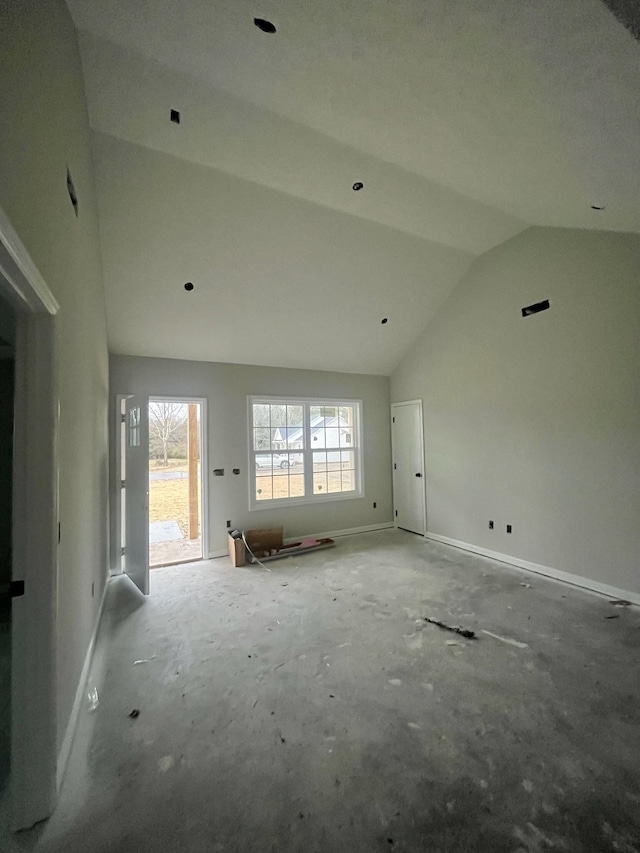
xmin=66 ymin=0 xmax=640 ymax=375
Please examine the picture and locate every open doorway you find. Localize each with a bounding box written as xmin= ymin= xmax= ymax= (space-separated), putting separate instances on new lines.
xmin=148 ymin=398 xmax=206 ymax=568
xmin=0 ymin=293 xmax=15 ymax=802
xmin=1 ymin=205 xmax=59 ymax=829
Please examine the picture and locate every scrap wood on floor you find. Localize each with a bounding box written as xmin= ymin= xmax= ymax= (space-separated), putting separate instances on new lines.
xmin=423 ymin=616 xmax=476 ymax=639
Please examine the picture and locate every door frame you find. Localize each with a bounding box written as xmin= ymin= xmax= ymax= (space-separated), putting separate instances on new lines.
xmin=0 ymin=205 xmax=60 ymax=829
xmin=391 ymin=399 xmax=427 ymax=536
xmin=148 ymin=396 xmax=209 ymax=564
xmin=114 ymin=395 xmax=209 ymax=572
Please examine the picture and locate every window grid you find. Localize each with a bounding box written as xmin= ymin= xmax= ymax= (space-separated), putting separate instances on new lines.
xmin=249 ymin=398 xmax=362 ymax=508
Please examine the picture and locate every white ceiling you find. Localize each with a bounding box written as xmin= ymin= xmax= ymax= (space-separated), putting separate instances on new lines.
xmin=66 ymin=0 xmax=640 ymax=375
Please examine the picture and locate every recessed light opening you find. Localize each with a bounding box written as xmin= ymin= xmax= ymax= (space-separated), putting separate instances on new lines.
xmin=352 ymin=182 xmax=364 ymax=191
xmin=184 ymin=282 xmax=194 ymax=291
xmin=254 ymin=18 xmax=276 ymax=33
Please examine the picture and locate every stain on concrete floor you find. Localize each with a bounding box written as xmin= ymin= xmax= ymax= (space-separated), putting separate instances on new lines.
xmin=7 ymin=530 xmax=640 ymax=852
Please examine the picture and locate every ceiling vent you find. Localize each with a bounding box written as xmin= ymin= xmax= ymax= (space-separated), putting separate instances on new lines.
xmin=522 ymin=299 xmax=550 ymax=317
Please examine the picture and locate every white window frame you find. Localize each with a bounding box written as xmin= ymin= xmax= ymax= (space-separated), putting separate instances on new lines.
xmin=248 ymin=396 xmax=364 ymax=510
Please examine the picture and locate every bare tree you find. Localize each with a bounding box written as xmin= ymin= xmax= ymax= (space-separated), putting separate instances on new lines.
xmin=149 ymin=401 xmax=188 ymax=465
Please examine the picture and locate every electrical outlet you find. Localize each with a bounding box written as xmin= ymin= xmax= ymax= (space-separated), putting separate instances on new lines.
xmin=506 ymin=524 xmax=512 ymax=533
xmin=489 ymin=520 xmax=494 ymax=529
xmin=226 ymin=520 xmax=231 ymax=528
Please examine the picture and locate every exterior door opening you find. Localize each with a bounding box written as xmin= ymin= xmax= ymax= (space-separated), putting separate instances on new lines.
xmin=148 ymin=399 xmax=204 ymax=568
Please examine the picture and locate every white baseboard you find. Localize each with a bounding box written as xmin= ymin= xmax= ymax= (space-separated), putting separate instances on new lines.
xmin=290 ymin=522 xmax=394 ymax=543
xmin=56 ymin=577 xmax=109 ymax=791
xmin=425 ymin=532 xmax=640 ymax=605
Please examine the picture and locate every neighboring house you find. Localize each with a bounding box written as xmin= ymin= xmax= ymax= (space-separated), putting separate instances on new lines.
xmin=274 ymin=415 xmax=352 ymax=463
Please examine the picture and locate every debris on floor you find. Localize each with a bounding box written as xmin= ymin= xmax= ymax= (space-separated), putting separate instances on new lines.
xmin=605 ymin=615 xmax=620 ymax=620
xmin=128 ymin=708 xmax=140 ymax=719
xmin=610 ymin=599 xmax=631 ymax=607
xmin=230 ymin=526 xmax=336 ymax=567
xmin=86 ymin=686 xmax=99 ymax=711
xmin=520 ymin=582 xmax=531 ymax=588
xmin=482 ymin=630 xmax=528 ymax=649
xmin=423 ymin=616 xmax=476 ymax=639
xmin=157 ymin=756 xmax=175 ymax=773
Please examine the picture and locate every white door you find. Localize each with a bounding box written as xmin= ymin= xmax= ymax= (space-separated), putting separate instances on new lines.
xmin=124 ymin=394 xmax=149 ymax=594
xmin=391 ymin=400 xmax=426 ymax=536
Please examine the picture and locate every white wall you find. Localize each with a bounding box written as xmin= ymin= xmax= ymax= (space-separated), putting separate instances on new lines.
xmin=0 ymin=1 xmax=109 ymax=750
xmin=391 ymin=227 xmax=640 ymax=595
xmin=110 ymin=355 xmax=392 ymax=559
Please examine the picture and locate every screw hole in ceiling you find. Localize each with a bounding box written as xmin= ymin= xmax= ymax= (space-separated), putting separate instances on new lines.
xmin=184 ymin=282 xmax=194 ymax=291
xmin=591 ymin=205 xmax=605 ymax=210
xmin=254 ymin=18 xmax=276 ymax=33
xmin=381 ymin=318 xmax=388 ymax=324
xmin=352 ymin=182 xmax=364 ymax=191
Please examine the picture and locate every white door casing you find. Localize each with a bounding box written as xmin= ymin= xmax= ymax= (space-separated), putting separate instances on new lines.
xmin=0 ymin=204 xmax=59 ymax=829
xmin=124 ymin=394 xmax=149 ymax=595
xmin=391 ymin=400 xmax=426 ymax=536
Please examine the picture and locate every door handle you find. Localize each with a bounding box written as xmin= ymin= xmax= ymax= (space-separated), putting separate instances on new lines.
xmin=415 ymin=472 xmax=422 ymax=477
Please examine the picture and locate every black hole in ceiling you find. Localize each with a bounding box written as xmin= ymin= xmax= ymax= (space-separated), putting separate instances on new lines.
xmin=184 ymin=282 xmax=194 ymax=291
xmin=352 ymin=182 xmax=364 ymax=191
xmin=591 ymin=205 xmax=605 ymax=210
xmin=381 ymin=318 xmax=388 ymax=324
xmin=521 ymin=299 xmax=550 ymax=317
xmin=170 ymin=109 xmax=180 ymax=124
xmin=254 ymin=17 xmax=276 ymax=33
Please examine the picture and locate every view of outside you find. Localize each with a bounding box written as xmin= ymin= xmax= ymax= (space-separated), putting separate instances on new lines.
xmin=148 ymin=401 xmax=202 ymax=566
xmin=252 ymin=402 xmax=357 ymax=502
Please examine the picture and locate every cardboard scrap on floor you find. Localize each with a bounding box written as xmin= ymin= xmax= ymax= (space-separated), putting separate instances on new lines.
xmin=228 ymin=526 xmax=335 ymax=566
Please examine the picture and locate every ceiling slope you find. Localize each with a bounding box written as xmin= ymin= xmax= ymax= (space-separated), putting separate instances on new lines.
xmin=69 ymin=0 xmax=640 ymax=231
xmin=65 ymin=0 xmax=640 ymax=373
xmin=93 ymin=131 xmax=474 ymax=375
xmin=77 ymin=32 xmax=526 ymax=255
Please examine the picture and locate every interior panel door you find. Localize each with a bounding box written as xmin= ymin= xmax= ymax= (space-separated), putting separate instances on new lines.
xmin=391 ymin=400 xmax=426 ymax=536
xmin=124 ymin=394 xmax=149 ymax=594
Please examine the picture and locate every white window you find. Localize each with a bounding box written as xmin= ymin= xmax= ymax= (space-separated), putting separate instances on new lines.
xmin=248 ymin=397 xmax=363 ymax=508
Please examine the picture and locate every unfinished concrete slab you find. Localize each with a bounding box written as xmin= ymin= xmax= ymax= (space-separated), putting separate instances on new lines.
xmin=9 ymin=530 xmax=640 ymax=852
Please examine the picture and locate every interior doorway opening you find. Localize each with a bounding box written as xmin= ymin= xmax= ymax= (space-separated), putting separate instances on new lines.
xmin=148 ymin=398 xmax=205 ymax=568
xmin=0 ymin=292 xmax=15 ymax=803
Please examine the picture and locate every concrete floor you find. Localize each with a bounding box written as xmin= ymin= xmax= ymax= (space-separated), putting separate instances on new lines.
xmin=5 ymin=530 xmax=640 ymax=852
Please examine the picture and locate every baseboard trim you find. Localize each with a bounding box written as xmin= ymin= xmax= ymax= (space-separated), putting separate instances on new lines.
xmin=425 ymin=532 xmax=640 ymax=604
xmin=56 ymin=577 xmax=109 ymax=791
xmin=290 ymin=522 xmax=395 ymax=543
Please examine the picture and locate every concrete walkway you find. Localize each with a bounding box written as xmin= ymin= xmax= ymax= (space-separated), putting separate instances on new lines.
xmin=8 ymin=530 xmax=640 ymax=852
